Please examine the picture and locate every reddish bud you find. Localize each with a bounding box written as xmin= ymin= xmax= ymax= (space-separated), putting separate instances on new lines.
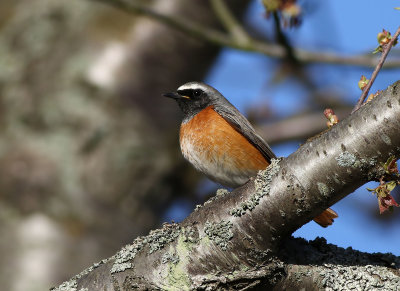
xmin=368 ymin=180 xmax=399 ymax=214
xmin=324 ymin=108 xmax=339 ymax=128
xmin=378 ymin=194 xmax=399 ymax=214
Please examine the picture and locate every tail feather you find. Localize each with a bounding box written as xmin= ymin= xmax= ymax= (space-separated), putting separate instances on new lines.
xmin=313 ymin=208 xmax=338 ymax=227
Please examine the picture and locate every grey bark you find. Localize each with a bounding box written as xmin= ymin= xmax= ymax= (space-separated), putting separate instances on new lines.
xmin=52 ymin=81 xmax=400 ymax=290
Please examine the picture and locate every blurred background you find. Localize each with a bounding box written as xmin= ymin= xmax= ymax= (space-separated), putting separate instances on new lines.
xmin=0 ymin=0 xmax=399 ymax=290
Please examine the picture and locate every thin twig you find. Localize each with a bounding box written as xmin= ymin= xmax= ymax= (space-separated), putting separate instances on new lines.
xmin=352 ymin=27 xmax=400 ymax=113
xmin=272 ymin=12 xmax=297 ymax=64
xmin=256 ymin=108 xmax=351 ymax=144
xmin=92 ymin=0 xmax=400 ymax=69
xmin=210 ymin=0 xmax=251 ymax=45
xmin=92 ymin=0 xmax=233 ymax=45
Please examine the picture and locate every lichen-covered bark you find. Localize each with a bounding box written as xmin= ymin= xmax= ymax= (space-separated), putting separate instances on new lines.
xmin=53 ymin=81 xmax=400 ymax=290
xmin=275 ymin=237 xmax=400 ymax=290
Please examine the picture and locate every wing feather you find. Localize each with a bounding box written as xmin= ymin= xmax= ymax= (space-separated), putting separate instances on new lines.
xmin=214 ymin=106 xmax=276 ymax=163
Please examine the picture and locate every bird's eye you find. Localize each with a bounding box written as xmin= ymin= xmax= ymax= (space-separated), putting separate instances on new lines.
xmin=193 ymin=90 xmax=202 ymax=98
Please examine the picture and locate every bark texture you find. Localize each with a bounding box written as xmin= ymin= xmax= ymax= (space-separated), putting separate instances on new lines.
xmin=52 ymin=82 xmax=400 ymax=290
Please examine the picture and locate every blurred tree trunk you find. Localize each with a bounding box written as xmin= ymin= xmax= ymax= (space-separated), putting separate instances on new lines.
xmin=0 ymin=0 xmax=249 ymax=290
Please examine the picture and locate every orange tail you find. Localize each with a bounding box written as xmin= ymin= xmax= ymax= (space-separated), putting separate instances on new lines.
xmin=313 ymin=208 xmax=338 ymax=227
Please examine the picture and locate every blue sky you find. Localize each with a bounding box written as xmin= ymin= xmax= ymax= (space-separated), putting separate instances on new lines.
xmin=164 ymin=0 xmax=400 ymax=255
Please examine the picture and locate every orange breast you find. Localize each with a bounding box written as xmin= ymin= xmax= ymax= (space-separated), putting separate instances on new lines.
xmin=180 ymin=106 xmax=269 ymax=187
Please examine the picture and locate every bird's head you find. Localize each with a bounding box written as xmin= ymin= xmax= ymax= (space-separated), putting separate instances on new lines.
xmin=163 ymin=82 xmax=225 ymax=121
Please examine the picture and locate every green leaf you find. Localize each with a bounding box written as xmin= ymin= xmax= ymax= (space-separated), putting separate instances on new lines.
xmin=372 ymin=46 xmax=382 ymax=54
xmin=386 ymin=181 xmax=397 ymax=192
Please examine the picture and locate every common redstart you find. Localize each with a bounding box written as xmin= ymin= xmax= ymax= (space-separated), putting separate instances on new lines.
xmin=164 ymin=82 xmax=337 ymax=227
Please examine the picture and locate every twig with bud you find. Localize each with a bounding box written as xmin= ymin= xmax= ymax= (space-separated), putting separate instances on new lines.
xmin=352 ymin=27 xmax=400 ymax=113
xmin=367 ymin=157 xmax=400 ymax=214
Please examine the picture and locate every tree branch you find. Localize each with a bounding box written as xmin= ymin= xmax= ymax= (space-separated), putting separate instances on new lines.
xmin=272 ymin=11 xmax=297 ymax=64
xmin=210 ymin=0 xmax=251 ymax=45
xmin=352 ymin=27 xmax=400 ymax=113
xmin=256 ymin=108 xmax=351 ymax=144
xmin=91 ymin=0 xmax=400 ymax=69
xmin=53 ymin=81 xmax=400 ymax=290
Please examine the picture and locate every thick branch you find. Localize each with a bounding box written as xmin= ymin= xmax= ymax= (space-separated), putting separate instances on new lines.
xmin=53 ymin=81 xmax=400 ymax=290
xmin=91 ymin=0 xmax=400 ymax=69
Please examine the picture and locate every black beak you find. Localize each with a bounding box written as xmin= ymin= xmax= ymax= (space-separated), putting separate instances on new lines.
xmin=163 ymin=92 xmax=181 ymax=99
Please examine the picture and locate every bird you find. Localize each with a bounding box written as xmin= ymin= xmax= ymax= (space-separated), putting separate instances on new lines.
xmin=164 ymin=81 xmax=338 ymax=227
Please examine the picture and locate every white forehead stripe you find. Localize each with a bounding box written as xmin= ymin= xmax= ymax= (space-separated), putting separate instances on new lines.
xmin=177 ymin=82 xmax=206 ymax=91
